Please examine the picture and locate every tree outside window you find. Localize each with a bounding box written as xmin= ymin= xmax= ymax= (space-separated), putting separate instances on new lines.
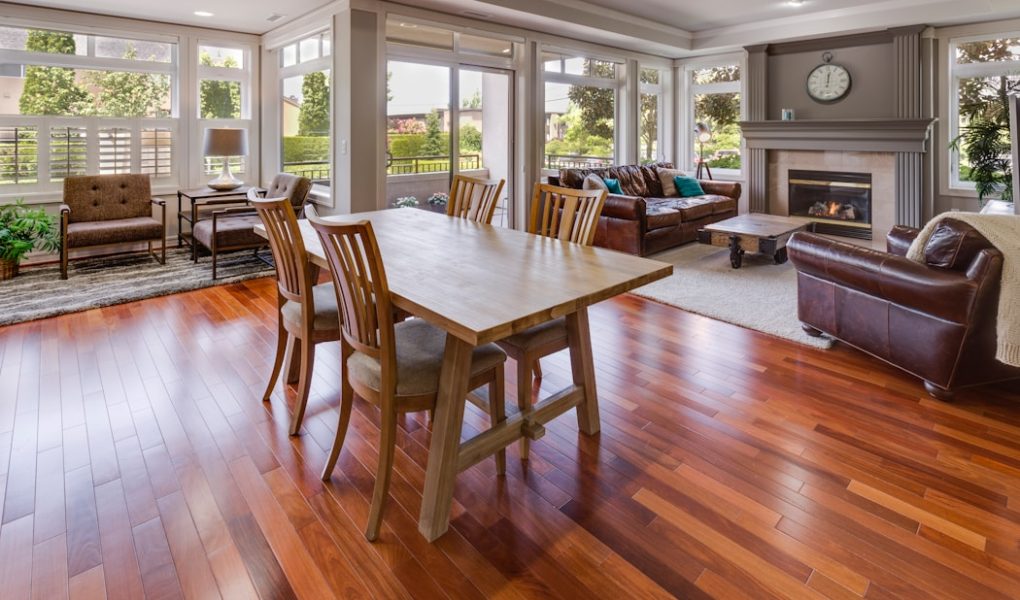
xmin=690 ymin=65 xmax=742 ymax=172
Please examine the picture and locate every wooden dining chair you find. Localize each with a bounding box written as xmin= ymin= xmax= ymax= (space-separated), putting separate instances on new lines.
xmin=496 ymin=183 xmax=607 ymax=458
xmin=252 ymin=191 xmax=341 ymax=436
xmin=447 ymin=174 xmax=506 ymax=224
xmin=310 ymin=216 xmax=508 ymax=541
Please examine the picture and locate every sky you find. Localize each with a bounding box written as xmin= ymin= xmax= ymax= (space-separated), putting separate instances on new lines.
xmin=387 ymin=61 xmax=482 ymax=115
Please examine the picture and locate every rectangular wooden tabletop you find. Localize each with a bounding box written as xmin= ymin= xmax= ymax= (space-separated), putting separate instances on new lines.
xmin=703 ymin=213 xmax=812 ymax=238
xmin=256 ymin=209 xmax=672 ymax=345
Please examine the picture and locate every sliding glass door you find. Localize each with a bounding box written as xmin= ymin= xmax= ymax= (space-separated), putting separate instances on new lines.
xmin=385 ymin=60 xmax=513 ymax=227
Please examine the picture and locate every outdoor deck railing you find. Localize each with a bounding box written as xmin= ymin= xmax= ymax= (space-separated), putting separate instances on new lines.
xmin=544 ymin=154 xmax=613 ymax=170
xmin=386 ymin=154 xmax=480 ymax=175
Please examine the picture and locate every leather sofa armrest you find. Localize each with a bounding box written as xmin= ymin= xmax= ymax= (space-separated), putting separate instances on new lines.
xmin=548 ymin=176 xmax=561 ymax=186
xmin=700 ymin=180 xmax=741 ymax=200
xmin=886 ymin=225 xmax=921 ymax=256
xmin=603 ymin=194 xmax=646 ymax=221
xmin=788 ymin=232 xmax=978 ymax=323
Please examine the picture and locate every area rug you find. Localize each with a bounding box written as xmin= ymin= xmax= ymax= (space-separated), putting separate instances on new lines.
xmin=0 ymin=248 xmax=274 ymax=327
xmin=631 ymin=243 xmax=833 ymax=349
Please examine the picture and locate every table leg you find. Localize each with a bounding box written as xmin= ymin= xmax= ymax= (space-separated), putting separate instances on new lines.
xmin=774 ymin=247 xmax=788 ymax=265
xmin=419 ymin=335 xmax=473 ymax=542
xmin=565 ymin=307 xmax=600 ymax=435
xmin=728 ymin=234 xmax=744 ymax=269
xmin=177 ymin=192 xmax=183 ymax=247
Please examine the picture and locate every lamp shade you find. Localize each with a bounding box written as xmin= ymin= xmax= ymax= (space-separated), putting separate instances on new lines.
xmin=202 ymin=128 xmax=248 ymax=157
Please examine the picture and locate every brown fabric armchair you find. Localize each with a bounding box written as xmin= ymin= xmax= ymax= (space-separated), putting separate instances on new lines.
xmin=60 ymin=174 xmax=166 ymax=279
xmin=550 ymin=162 xmax=740 ymax=256
xmin=192 ymin=173 xmax=312 ymax=279
xmin=788 ymin=220 xmax=1020 ymax=399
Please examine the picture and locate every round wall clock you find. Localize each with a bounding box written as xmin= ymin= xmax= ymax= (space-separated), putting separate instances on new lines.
xmin=806 ymin=52 xmax=851 ymax=103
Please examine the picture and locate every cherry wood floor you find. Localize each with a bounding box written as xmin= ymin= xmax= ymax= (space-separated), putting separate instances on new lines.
xmin=2 ymin=277 xmax=1020 ymax=599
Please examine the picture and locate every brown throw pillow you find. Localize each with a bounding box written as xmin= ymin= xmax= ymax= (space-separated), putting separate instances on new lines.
xmin=656 ymin=168 xmax=686 ymax=198
xmin=922 ymin=218 xmax=991 ymax=272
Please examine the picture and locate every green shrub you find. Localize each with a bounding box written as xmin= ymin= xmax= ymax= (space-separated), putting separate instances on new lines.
xmin=388 ymin=133 xmax=451 ymax=158
xmin=282 ymin=136 xmax=329 ymax=164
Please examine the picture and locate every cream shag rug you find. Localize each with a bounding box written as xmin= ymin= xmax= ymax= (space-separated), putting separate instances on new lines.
xmin=631 ymin=243 xmax=833 ymax=349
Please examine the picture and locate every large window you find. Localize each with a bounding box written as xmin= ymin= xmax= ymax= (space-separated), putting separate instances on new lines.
xmin=279 ymin=31 xmax=331 ymax=190
xmin=685 ymin=63 xmax=742 ymax=176
xmin=198 ymin=43 xmax=251 ymax=180
xmin=639 ymin=67 xmax=664 ymax=164
xmin=948 ymin=34 xmax=1019 ymax=191
xmin=543 ymin=52 xmax=620 ymax=172
xmin=0 ymin=26 xmax=176 ymax=189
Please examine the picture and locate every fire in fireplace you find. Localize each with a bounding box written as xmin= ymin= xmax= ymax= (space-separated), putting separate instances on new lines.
xmin=788 ymin=169 xmax=872 ymax=239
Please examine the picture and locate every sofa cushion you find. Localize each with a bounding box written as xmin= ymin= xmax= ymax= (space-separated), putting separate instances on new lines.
xmin=923 ymin=218 xmax=992 ymax=272
xmin=63 ymin=174 xmax=153 ymax=223
xmin=192 ymin=215 xmax=265 ymax=250
xmin=582 ymin=173 xmax=608 ymax=191
xmin=559 ymin=162 xmax=673 ymax=198
xmin=675 ymin=176 xmax=706 ymax=198
xmin=647 ymin=197 xmax=716 ymax=222
xmin=281 ymin=283 xmax=341 ymax=332
xmin=646 ymin=205 xmax=682 ymax=230
xmin=656 ymin=167 xmax=686 ymax=197
xmin=66 ymin=217 xmax=163 ymax=248
xmin=703 ymin=195 xmax=737 ymax=214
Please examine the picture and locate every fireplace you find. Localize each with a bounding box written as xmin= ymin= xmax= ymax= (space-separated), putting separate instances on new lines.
xmin=788 ymin=169 xmax=872 ymax=239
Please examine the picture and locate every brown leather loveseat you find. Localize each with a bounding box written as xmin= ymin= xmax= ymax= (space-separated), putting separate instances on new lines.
xmin=60 ymin=174 xmax=166 ymax=279
xmin=788 ymin=220 xmax=1020 ymax=399
xmin=550 ymin=162 xmax=740 ymax=256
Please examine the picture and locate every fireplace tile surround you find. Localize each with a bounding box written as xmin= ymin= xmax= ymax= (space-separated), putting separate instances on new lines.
xmin=768 ymin=150 xmax=895 ymax=243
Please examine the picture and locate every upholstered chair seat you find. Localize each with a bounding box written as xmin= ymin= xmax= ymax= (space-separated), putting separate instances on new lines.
xmin=191 ymin=214 xmax=264 ymax=251
xmin=66 ymin=217 xmax=164 ymax=247
xmin=347 ymin=319 xmax=506 ymax=396
xmin=280 ymin=283 xmax=340 ymax=332
xmin=499 ymin=317 xmax=567 ymax=350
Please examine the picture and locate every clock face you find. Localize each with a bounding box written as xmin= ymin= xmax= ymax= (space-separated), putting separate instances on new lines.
xmin=807 ymin=63 xmax=851 ymax=103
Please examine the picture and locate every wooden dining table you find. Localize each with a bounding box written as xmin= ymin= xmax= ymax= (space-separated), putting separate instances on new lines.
xmin=256 ymin=208 xmax=672 ymax=541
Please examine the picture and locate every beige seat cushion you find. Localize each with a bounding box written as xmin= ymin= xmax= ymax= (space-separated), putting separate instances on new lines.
xmin=281 ymin=283 xmax=340 ymax=331
xmin=348 ymin=319 xmax=506 ymax=396
xmin=192 ymin=215 xmax=265 ymax=250
xmin=498 ymin=317 xmax=568 ymax=352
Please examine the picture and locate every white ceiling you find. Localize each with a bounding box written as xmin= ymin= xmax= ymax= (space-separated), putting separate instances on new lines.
xmin=3 ymin=0 xmax=332 ymax=34
xmin=6 ymin=0 xmax=1020 ymax=55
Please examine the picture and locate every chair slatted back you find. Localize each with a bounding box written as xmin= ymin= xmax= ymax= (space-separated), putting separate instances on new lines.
xmin=252 ymin=192 xmax=311 ymax=304
xmin=447 ymin=175 xmax=506 ymax=225
xmin=528 ymin=183 xmax=607 ymax=246
xmin=309 ymin=217 xmax=395 ymax=365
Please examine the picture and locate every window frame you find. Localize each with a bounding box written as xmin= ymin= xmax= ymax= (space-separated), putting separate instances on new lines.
xmin=540 ymin=46 xmax=625 ymax=174
xmin=638 ymin=65 xmax=666 ymax=165
xmin=945 ymin=31 xmax=1020 ymax=193
xmin=278 ymin=28 xmax=334 ymax=195
xmin=679 ymin=54 xmax=745 ymax=180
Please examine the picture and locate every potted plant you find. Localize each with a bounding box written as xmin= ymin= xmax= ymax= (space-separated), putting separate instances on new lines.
xmin=393 ymin=196 xmax=418 ymax=209
xmin=952 ymin=119 xmax=1013 ymax=204
xmin=0 ymin=200 xmax=59 ymax=280
xmin=426 ymin=192 xmax=448 ymax=213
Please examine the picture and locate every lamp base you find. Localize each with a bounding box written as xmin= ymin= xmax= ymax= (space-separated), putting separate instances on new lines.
xmin=207 ymin=162 xmax=243 ymax=191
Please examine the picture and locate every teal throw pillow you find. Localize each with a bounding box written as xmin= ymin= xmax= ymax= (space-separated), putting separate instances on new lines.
xmin=602 ymin=178 xmax=623 ymax=195
xmin=674 ymin=175 xmax=705 ymax=198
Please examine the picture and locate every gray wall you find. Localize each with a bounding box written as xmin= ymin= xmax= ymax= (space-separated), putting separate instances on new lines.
xmin=767 ymin=42 xmax=895 ymax=120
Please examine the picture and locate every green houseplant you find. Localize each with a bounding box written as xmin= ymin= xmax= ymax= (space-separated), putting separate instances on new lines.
xmin=0 ymin=200 xmax=60 ymax=280
xmin=952 ymin=119 xmax=1013 ymax=204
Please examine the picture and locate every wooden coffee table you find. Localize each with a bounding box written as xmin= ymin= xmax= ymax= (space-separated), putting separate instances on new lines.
xmin=697 ymin=213 xmax=813 ymax=269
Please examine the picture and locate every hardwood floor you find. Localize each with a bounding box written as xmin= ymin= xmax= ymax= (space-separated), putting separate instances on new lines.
xmin=1 ymin=276 xmax=1019 ymax=599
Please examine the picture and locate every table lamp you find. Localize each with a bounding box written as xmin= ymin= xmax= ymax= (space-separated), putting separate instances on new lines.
xmin=203 ymin=128 xmax=248 ymax=191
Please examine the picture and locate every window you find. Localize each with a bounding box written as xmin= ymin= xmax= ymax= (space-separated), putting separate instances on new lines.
xmin=542 ymin=52 xmax=621 ymax=173
xmin=948 ymin=34 xmax=1019 ymax=190
xmin=640 ymin=67 xmax=664 ymax=164
xmin=279 ymin=31 xmax=331 ymax=190
xmin=198 ymin=43 xmax=252 ymax=179
xmin=685 ymin=63 xmax=742 ymax=176
xmin=0 ymin=25 xmax=178 ymax=190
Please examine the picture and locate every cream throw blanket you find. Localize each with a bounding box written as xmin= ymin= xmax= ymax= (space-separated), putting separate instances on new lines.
xmin=906 ymin=212 xmax=1020 ymax=366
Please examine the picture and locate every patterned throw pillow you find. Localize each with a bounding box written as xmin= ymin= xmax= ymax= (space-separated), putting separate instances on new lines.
xmin=582 ymin=173 xmax=608 ymax=192
xmin=656 ymin=168 xmax=687 ymax=197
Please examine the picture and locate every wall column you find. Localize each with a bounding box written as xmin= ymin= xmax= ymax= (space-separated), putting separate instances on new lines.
xmin=744 ymin=44 xmax=769 ymax=213
xmin=891 ymin=25 xmax=929 ymax=227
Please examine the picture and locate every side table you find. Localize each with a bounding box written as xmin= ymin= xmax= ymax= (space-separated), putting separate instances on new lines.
xmin=177 ymin=186 xmax=261 ymax=259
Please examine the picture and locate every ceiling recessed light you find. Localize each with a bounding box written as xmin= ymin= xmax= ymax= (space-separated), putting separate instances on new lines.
xmin=785 ymin=0 xmax=805 ymax=6
xmin=398 ymin=22 xmax=418 ymax=29
xmin=194 ymin=10 xmax=214 ymax=17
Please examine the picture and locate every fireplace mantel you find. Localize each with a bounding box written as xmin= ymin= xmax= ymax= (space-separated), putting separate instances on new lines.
xmin=740 ymin=119 xmax=936 ymax=153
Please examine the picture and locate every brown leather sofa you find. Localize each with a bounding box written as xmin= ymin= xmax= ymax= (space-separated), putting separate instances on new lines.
xmin=192 ymin=173 xmax=311 ymax=279
xmin=60 ymin=174 xmax=166 ymax=279
xmin=551 ymin=162 xmax=740 ymax=256
xmin=788 ymin=220 xmax=1020 ymax=399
